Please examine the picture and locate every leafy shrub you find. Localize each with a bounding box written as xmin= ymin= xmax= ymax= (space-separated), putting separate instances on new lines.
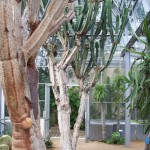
xmin=68 ymin=87 xmax=85 ymax=130
xmin=106 ymin=132 xmax=125 ymax=145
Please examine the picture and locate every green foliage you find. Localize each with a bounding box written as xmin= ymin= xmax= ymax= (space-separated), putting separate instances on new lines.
xmin=38 ymin=67 xmax=50 ymax=84
xmin=125 ymin=16 xmax=150 ymax=133
xmin=44 ymin=136 xmax=53 ymax=149
xmin=111 ymin=75 xmax=126 ymax=103
xmin=143 ymin=16 xmax=150 ymax=42
xmin=106 ymin=132 xmax=125 ymax=145
xmin=94 ymin=84 xmax=107 ymax=102
xmin=3 ymin=129 xmax=12 ymax=137
xmin=68 ymin=87 xmax=85 ymax=130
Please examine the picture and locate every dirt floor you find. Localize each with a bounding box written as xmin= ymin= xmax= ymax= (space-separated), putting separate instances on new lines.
xmin=49 ymin=138 xmax=145 ymax=150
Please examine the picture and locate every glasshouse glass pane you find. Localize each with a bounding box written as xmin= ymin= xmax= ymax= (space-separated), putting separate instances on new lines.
xmin=90 ymin=102 xmax=125 ymax=121
xmin=36 ymin=49 xmax=48 ymax=67
xmin=39 ymin=101 xmax=45 ymax=118
xmin=135 ymin=1 xmax=146 ymax=23
xmin=38 ymin=84 xmax=45 ymax=100
xmin=38 ymin=67 xmax=50 ymax=83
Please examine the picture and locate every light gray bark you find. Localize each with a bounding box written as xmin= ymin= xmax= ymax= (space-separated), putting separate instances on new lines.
xmin=48 ymin=58 xmax=72 ymax=149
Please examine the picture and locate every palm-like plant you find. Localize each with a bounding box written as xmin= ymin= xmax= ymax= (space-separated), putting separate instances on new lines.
xmin=94 ymin=84 xmax=107 ymax=141
xmin=111 ymin=75 xmax=126 ymax=131
xmin=124 ymin=16 xmax=150 ymax=150
xmin=124 ymin=16 xmax=150 ymax=133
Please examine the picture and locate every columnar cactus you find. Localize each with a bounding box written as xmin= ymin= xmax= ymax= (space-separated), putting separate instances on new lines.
xmin=45 ymin=0 xmax=128 ymax=149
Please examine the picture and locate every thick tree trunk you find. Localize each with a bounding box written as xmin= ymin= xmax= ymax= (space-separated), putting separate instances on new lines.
xmin=49 ymin=59 xmax=72 ymax=149
xmin=0 ymin=0 xmax=74 ymax=149
xmin=57 ymin=69 xmax=72 ymax=150
xmin=57 ymin=105 xmax=72 ymax=150
xmin=101 ymin=101 xmax=106 ymax=141
xmin=27 ymin=60 xmax=46 ymax=150
xmin=30 ymin=111 xmax=46 ymax=150
xmin=72 ymin=90 xmax=88 ymax=150
xmin=1 ymin=59 xmax=46 ymax=149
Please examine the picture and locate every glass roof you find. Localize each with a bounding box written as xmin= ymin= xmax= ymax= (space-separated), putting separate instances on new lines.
xmin=36 ymin=0 xmax=150 ymax=69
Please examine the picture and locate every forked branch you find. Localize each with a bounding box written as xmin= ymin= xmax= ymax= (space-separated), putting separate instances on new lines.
xmin=22 ymin=0 xmax=75 ymax=61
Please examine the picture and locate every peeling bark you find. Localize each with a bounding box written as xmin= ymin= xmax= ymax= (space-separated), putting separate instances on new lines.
xmin=47 ymin=37 xmax=80 ymax=149
xmin=48 ymin=60 xmax=72 ymax=149
xmin=58 ymin=105 xmax=72 ymax=150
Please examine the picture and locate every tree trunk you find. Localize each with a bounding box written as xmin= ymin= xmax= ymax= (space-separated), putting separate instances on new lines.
xmin=72 ymin=90 xmax=88 ymax=150
xmin=57 ymin=69 xmax=72 ymax=150
xmin=1 ymin=60 xmax=46 ymax=149
xmin=0 ymin=0 xmax=74 ymax=149
xmin=101 ymin=101 xmax=106 ymax=141
xmin=57 ymin=105 xmax=72 ymax=150
xmin=48 ymin=59 xmax=72 ymax=149
xmin=27 ymin=59 xmax=46 ymax=150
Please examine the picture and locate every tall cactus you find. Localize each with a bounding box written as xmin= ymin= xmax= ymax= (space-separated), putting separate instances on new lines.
xmin=45 ymin=0 xmax=128 ymax=149
xmin=69 ymin=0 xmax=128 ymax=147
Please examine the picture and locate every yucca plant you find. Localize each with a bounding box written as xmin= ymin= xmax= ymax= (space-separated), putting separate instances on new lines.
xmin=111 ymin=75 xmax=126 ymax=131
xmin=124 ymin=16 xmax=150 ymax=150
xmin=94 ymin=84 xmax=107 ymax=141
xmin=124 ymin=16 xmax=150 ymax=132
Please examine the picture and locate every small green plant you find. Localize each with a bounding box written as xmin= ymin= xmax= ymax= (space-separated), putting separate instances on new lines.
xmin=69 ymin=87 xmax=85 ymax=130
xmin=44 ymin=136 xmax=53 ymax=149
xmin=106 ymin=132 xmax=125 ymax=145
xmin=0 ymin=135 xmax=12 ymax=150
xmin=4 ymin=129 xmax=12 ymax=137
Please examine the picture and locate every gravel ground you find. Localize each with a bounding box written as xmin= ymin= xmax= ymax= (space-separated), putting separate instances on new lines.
xmin=48 ymin=138 xmax=145 ymax=150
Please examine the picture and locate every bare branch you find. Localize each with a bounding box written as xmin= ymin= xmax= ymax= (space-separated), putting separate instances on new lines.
xmin=22 ymin=0 xmax=75 ymax=61
xmin=86 ymin=65 xmax=105 ymax=92
xmin=57 ymin=32 xmax=70 ymax=68
xmin=48 ymin=57 xmax=59 ymax=103
xmin=61 ymin=46 xmax=79 ymax=69
xmin=59 ymin=51 xmax=70 ymax=67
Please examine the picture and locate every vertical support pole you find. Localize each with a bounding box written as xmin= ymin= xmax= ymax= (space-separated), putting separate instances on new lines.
xmin=85 ymin=94 xmax=90 ymax=142
xmin=125 ymin=51 xmax=131 ymax=147
xmin=0 ymin=83 xmax=5 ymax=135
xmin=44 ymin=84 xmax=50 ymax=137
